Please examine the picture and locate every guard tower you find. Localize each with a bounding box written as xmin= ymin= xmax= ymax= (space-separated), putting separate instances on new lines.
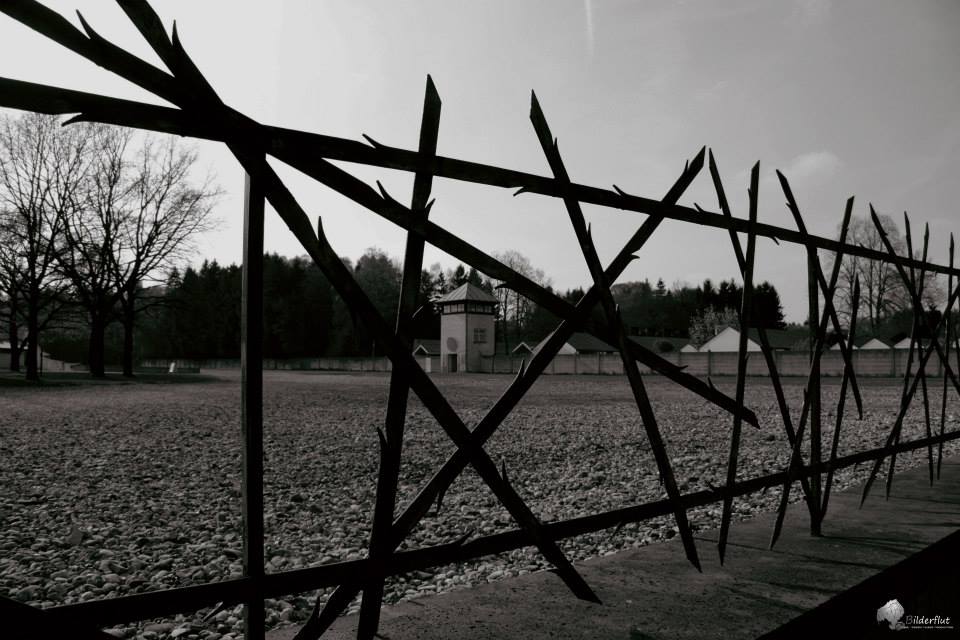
xmin=437 ymin=283 xmax=497 ymax=372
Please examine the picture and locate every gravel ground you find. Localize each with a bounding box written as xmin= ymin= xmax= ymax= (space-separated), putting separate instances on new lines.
xmin=2 ymin=370 xmax=958 ymax=639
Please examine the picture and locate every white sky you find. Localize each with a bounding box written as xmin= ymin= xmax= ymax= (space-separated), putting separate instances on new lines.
xmin=1 ymin=0 xmax=958 ymax=322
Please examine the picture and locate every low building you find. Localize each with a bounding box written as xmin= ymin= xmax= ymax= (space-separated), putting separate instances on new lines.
xmin=412 ymin=338 xmax=441 ymax=356
xmin=534 ymin=332 xmax=617 ymax=355
xmin=697 ymin=326 xmax=807 ymax=352
xmin=858 ymin=337 xmax=892 ymax=350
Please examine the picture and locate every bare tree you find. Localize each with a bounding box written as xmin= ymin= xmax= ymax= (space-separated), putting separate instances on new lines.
xmin=688 ymin=306 xmax=739 ymax=348
xmin=830 ymin=213 xmax=911 ymax=334
xmin=56 ymin=124 xmax=131 ymax=377
xmin=111 ymin=134 xmax=219 ymax=376
xmin=58 ymin=126 xmax=219 ymax=378
xmin=491 ymin=249 xmax=551 ymax=349
xmin=0 ymin=113 xmax=88 ymax=380
xmin=0 ymin=213 xmax=22 ymax=371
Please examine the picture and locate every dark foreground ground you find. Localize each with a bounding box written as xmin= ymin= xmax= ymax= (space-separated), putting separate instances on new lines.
xmin=1 ymin=371 xmax=957 ymax=639
xmin=269 ymin=458 xmax=960 ymax=640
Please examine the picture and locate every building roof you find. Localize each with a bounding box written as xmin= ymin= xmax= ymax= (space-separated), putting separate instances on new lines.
xmin=699 ymin=326 xmax=808 ymax=352
xmin=436 ymin=283 xmax=498 ymax=304
xmin=565 ymin=332 xmax=617 ymax=353
xmin=629 ymin=335 xmax=691 ymax=353
xmin=412 ymin=338 xmax=441 ymax=355
xmin=511 ymin=341 xmax=535 ymax=354
xmin=746 ymin=328 xmax=808 ymax=350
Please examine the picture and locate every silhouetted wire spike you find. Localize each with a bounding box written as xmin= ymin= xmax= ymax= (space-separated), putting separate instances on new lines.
xmin=375 ymin=427 xmax=388 ymax=453
xmin=201 ymin=601 xmax=227 ymax=623
xmin=422 ymin=198 xmax=436 ymax=215
xmin=434 ymin=486 xmax=446 ymax=516
xmin=694 ymin=203 xmax=706 ymax=213
xmin=513 ymin=187 xmax=529 ymax=197
xmin=705 ymin=481 xmax=721 ymax=496
xmin=164 ymin=22 xmax=222 ymax=103
xmin=448 ymin=529 xmax=474 ymax=548
xmin=362 ymin=133 xmax=386 ymax=149
xmin=116 ymin=0 xmax=174 ymax=48
xmin=938 ymin=235 xmax=955 ymax=479
xmin=501 ymin=460 xmax=510 ymax=486
xmin=74 ymin=11 xmax=102 ymax=41
xmin=517 ymin=357 xmax=527 ymax=379
xmin=608 ymin=519 xmax=628 ymax=541
xmin=375 ymin=181 xmax=403 ymax=208
xmin=62 ymin=113 xmax=93 ymax=127
xmin=612 ymin=185 xmax=632 ymax=198
xmin=690 ymin=147 xmax=707 ymax=171
xmin=529 ymin=90 xmax=546 ymax=132
xmin=870 ymin=205 xmax=888 ymax=238
xmin=707 ymin=376 xmax=715 ymax=391
xmin=423 ymin=73 xmax=442 ymax=109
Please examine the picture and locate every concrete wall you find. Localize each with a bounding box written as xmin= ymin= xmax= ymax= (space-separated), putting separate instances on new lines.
xmin=142 ymin=346 xmax=960 ymax=378
xmin=141 ymin=357 xmax=396 ymax=372
xmin=481 ymin=347 xmax=960 ymax=377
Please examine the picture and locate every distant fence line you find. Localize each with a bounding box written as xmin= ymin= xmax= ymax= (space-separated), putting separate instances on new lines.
xmin=141 ymin=349 xmax=960 ymax=377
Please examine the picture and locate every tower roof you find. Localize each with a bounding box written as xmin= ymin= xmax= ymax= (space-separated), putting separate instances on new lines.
xmin=437 ymin=282 xmax=498 ymax=304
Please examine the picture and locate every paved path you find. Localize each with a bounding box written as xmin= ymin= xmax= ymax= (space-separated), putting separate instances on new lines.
xmin=268 ymin=459 xmax=960 ymax=639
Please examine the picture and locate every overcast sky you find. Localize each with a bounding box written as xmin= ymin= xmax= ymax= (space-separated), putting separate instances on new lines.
xmin=1 ymin=0 xmax=958 ymax=322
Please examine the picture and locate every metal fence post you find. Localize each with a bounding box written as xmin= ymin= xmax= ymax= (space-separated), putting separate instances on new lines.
xmin=241 ymin=168 xmax=265 ymax=640
xmin=807 ymin=249 xmax=822 ymax=536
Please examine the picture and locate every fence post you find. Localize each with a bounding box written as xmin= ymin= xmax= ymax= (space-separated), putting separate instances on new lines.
xmin=807 ymin=250 xmax=822 ymax=536
xmin=240 ymin=168 xmax=265 ymax=640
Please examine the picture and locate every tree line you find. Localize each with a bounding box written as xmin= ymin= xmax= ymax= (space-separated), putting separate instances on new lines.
xmin=60 ymin=251 xmax=787 ymax=362
xmin=0 ymin=113 xmax=218 ymax=379
xmin=1 ymin=112 xmax=943 ymax=375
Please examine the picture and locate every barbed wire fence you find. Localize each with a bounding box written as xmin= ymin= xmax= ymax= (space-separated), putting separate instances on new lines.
xmin=1 ymin=2 xmax=959 ymax=639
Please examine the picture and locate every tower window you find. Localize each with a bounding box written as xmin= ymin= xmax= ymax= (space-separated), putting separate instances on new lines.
xmin=473 ymin=328 xmax=487 ymax=344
